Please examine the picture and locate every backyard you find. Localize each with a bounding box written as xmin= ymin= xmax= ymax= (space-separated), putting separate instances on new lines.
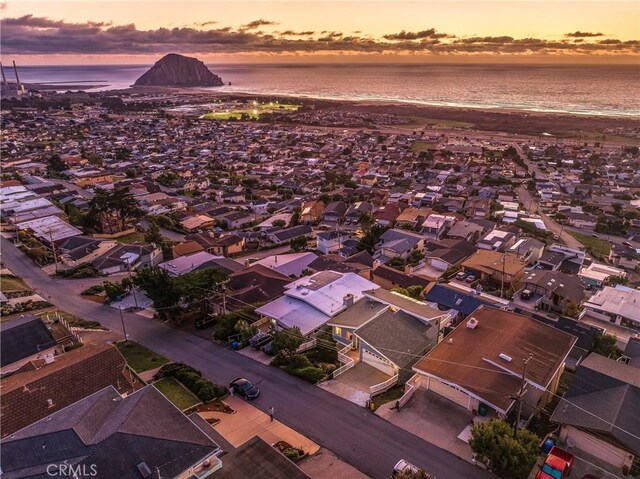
xmin=116 ymin=340 xmax=169 ymax=373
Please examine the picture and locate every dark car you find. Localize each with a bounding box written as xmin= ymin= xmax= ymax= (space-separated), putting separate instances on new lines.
xmin=261 ymin=341 xmax=274 ymax=355
xmin=249 ymin=331 xmax=271 ymax=349
xmin=230 ymin=377 xmax=260 ymax=400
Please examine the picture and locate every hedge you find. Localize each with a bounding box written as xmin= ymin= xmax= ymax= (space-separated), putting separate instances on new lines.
xmin=154 ymin=362 xmax=227 ymax=402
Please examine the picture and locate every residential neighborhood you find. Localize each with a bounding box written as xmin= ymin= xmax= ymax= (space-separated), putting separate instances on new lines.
xmin=1 ymin=85 xmax=639 ymax=479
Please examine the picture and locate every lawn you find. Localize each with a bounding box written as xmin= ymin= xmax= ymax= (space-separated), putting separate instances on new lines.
xmin=36 ymin=309 xmax=107 ymax=330
xmin=201 ymin=102 xmax=300 ymax=121
xmin=114 ymin=231 xmax=147 ymax=244
xmin=116 ymin=340 xmax=169 ymax=372
xmin=410 ymin=141 xmax=438 ymax=152
xmin=154 ymin=377 xmax=201 ymax=411
xmin=567 ymin=231 xmax=610 ymax=259
xmin=0 ymin=274 xmax=31 ymax=292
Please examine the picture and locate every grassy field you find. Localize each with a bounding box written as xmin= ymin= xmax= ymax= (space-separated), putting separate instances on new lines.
xmin=116 ymin=340 xmax=169 ymax=373
xmin=154 ymin=377 xmax=200 ymax=410
xmin=0 ymin=274 xmax=31 ymax=292
xmin=114 ymin=231 xmax=146 ymax=244
xmin=415 ymin=117 xmax=475 ymax=129
xmin=410 ymin=140 xmax=438 ymax=152
xmin=201 ymin=102 xmax=300 ymax=120
xmin=36 ymin=309 xmax=107 ymax=330
xmin=568 ymin=231 xmax=611 ymax=259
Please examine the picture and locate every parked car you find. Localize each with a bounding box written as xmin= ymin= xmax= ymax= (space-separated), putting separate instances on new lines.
xmin=392 ymin=460 xmax=420 ymax=478
xmin=229 ymin=377 xmax=260 ymax=400
xmin=590 ymin=234 xmax=599 ymax=238
xmin=465 ymin=275 xmax=476 ymax=283
xmin=535 ymin=446 xmax=574 ymax=479
xmin=455 ymin=271 xmax=467 ymax=280
xmin=622 ymin=241 xmax=632 ymax=247
xmin=520 ymin=289 xmax=534 ymax=300
xmin=261 ymin=341 xmax=274 ymax=355
xmin=249 ymin=331 xmax=271 ymax=349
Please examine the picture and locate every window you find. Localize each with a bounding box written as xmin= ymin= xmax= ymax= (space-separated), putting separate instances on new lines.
xmin=347 ymin=332 xmax=353 ymax=341
xmin=335 ymin=327 xmax=342 ymax=336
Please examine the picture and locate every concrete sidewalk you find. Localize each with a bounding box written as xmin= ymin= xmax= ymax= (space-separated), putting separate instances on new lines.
xmin=199 ymin=396 xmax=320 ymax=455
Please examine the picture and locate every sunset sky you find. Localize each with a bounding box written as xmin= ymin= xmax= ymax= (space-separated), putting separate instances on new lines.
xmin=2 ymin=0 xmax=639 ymax=64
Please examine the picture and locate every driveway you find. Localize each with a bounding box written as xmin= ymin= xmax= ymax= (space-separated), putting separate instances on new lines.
xmin=318 ymin=362 xmax=391 ymax=407
xmin=377 ymin=388 xmax=475 ymax=462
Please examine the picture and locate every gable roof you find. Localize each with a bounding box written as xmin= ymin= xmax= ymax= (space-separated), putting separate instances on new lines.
xmin=424 ymin=284 xmax=491 ymax=315
xmin=372 ymin=265 xmax=430 ymax=289
xmin=1 ymin=386 xmax=220 ymax=479
xmin=1 ymin=317 xmax=56 ymax=368
xmin=1 ymin=344 xmax=135 ymax=437
xmin=355 ymin=309 xmax=434 ymax=369
xmin=550 ymin=353 xmax=640 ymax=455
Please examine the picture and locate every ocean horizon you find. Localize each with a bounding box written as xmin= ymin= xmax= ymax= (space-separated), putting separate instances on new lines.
xmin=11 ymin=63 xmax=640 ymax=117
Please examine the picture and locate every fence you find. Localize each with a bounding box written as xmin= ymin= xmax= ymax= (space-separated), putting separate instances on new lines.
xmin=296 ymin=337 xmax=317 ymax=354
xmin=369 ymin=373 xmax=399 ymax=396
xmin=333 ymin=343 xmax=355 ymax=378
xmin=398 ymin=374 xmax=422 ymax=408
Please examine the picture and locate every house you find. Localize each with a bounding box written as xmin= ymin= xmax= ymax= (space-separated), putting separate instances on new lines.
xmin=395 ymin=207 xmax=432 ymax=230
xmin=57 ymin=236 xmax=118 ymax=266
xmin=371 ymin=264 xmax=430 ymax=291
xmin=0 ymin=344 xmax=136 ymax=437
xmin=159 ymin=251 xmax=224 ymax=276
xmin=517 ymin=270 xmax=585 ymax=314
xmin=322 ymin=201 xmax=348 ymax=223
xmin=210 ymin=234 xmax=245 ymax=257
xmin=580 ymin=285 xmax=640 ymax=330
xmin=1 ymin=316 xmax=75 ymax=374
xmin=424 ymin=283 xmax=494 ymax=323
xmin=420 ymin=214 xmax=455 ymax=240
xmin=1 ymin=385 xmax=223 ymax=478
xmin=17 ymin=215 xmax=82 ymax=245
xmin=316 ymin=230 xmax=350 ymax=255
xmin=180 ymin=214 xmax=216 ymax=233
xmin=377 ymin=228 xmax=426 ymax=260
xmin=550 ymin=353 xmax=640 ymax=473
xmin=254 ymin=252 xmax=318 ymax=278
xmin=256 ymin=271 xmax=379 ymax=335
xmin=566 ymin=211 xmax=598 ymax=229
xmin=173 ymin=240 xmax=205 ymax=258
xmin=578 ymin=262 xmax=627 ymax=289
xmin=212 ymin=436 xmax=311 ymax=479
xmin=507 ymin=237 xmax=545 ymax=265
xmin=266 ymin=224 xmax=313 ymax=245
xmin=219 ymin=211 xmax=253 ymax=229
xmin=345 ymin=201 xmax=374 ymax=223
xmin=300 ymin=200 xmax=324 ymax=224
xmin=461 ymin=250 xmax=526 ymax=291
xmin=92 ymin=243 xmax=162 ymax=275
xmin=476 ymin=229 xmax=516 ymax=252
xmin=224 ymin=264 xmax=291 ymax=313
xmin=446 ymin=221 xmax=484 ymax=242
xmin=609 ymin=243 xmax=640 ymax=270
xmin=423 ymin=239 xmax=477 ymax=272
xmin=373 ymin=202 xmax=403 ymax=227
xmin=413 ymin=306 xmax=576 ymax=416
xmin=536 ymin=250 xmax=566 ymax=271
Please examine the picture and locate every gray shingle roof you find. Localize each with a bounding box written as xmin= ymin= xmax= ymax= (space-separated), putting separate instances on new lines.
xmin=1 ymin=317 xmax=56 ymax=368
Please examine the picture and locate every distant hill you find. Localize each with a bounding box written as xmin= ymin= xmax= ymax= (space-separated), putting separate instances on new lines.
xmin=134 ymin=53 xmax=223 ymax=87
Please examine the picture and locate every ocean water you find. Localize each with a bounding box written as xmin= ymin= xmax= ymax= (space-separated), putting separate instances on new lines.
xmin=14 ymin=63 xmax=640 ymax=117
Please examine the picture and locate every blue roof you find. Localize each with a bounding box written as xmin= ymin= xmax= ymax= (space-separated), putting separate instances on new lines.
xmin=424 ymin=284 xmax=489 ymax=315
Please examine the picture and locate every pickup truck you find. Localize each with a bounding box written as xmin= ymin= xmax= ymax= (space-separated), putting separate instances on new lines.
xmin=536 ymin=446 xmax=574 ymax=479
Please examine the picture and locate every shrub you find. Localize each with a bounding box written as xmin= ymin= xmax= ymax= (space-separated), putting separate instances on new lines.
xmin=81 ymin=284 xmax=104 ymax=296
xmin=154 ymin=362 xmax=226 ymax=402
xmin=284 ymin=448 xmax=300 ymax=461
xmin=287 ymin=354 xmax=312 ymax=370
xmin=60 ymin=263 xmax=99 ymax=278
xmin=288 ymin=366 xmax=325 ymax=384
xmin=305 ymin=347 xmax=338 ymax=364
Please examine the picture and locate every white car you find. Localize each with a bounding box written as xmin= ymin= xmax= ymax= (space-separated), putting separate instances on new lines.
xmin=392 ymin=460 xmax=420 ymax=477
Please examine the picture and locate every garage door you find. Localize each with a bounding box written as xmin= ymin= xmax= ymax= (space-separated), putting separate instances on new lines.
xmin=362 ymin=349 xmax=395 ymax=376
xmin=426 ymin=378 xmax=471 ymax=409
xmin=564 ymin=427 xmax=627 ymax=469
xmin=430 ymin=259 xmax=449 ymax=271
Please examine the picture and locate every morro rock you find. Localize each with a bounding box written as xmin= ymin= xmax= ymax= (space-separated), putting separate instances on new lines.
xmin=134 ymin=53 xmax=223 ymax=87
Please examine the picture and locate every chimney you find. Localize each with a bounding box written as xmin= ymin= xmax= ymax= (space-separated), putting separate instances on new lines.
xmin=343 ymin=293 xmax=354 ymax=308
xmin=46 ymin=399 xmax=54 ymax=408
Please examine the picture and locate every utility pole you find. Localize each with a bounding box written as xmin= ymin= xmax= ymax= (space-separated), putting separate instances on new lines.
xmin=514 ymin=354 xmax=533 ymax=437
xmin=118 ymin=306 xmax=128 ymax=341
xmin=500 ymin=251 xmax=506 ymax=299
xmin=48 ymin=231 xmax=59 ymax=273
xmin=125 ymin=259 xmax=139 ymax=309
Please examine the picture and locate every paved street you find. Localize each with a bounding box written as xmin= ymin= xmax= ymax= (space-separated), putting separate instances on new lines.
xmin=0 ymin=237 xmax=493 ymax=479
